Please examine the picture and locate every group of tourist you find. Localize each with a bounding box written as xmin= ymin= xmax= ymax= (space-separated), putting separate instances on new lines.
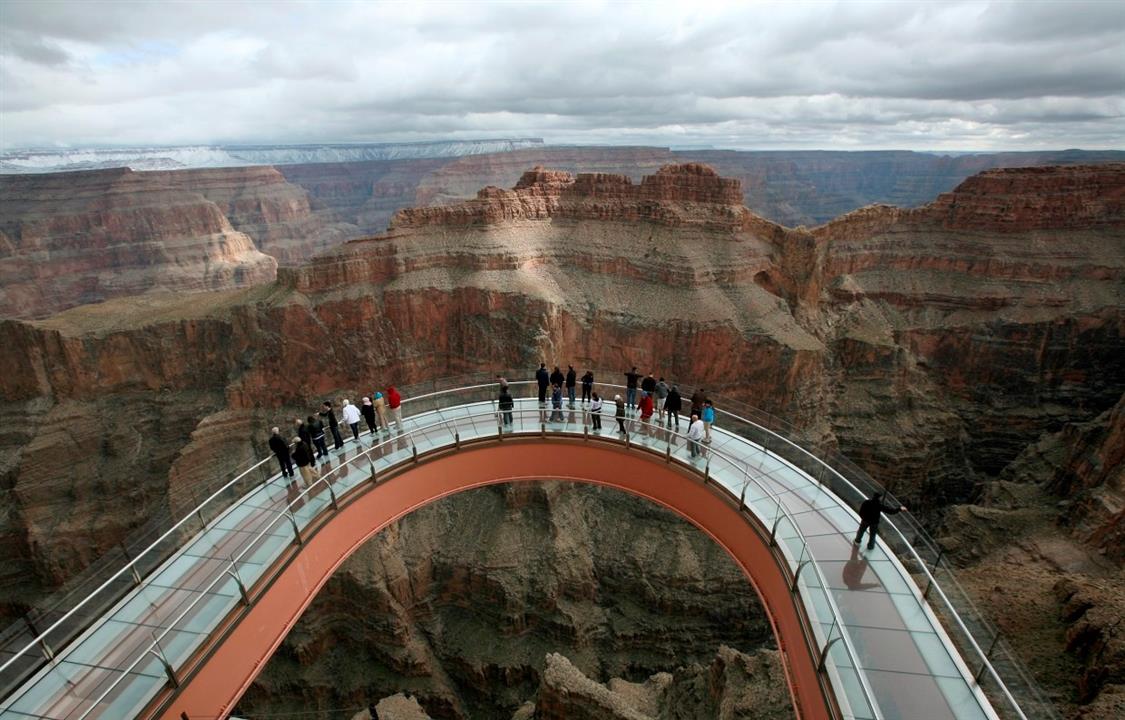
xmin=520 ymin=364 xmax=717 ymax=457
xmin=267 ymin=365 xmax=722 ymax=489
xmin=268 ymin=386 xmax=404 ymax=487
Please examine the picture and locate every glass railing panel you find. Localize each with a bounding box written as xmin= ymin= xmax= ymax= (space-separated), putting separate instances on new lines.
xmin=290 ymin=486 xmax=332 ymax=527
xmin=864 ymin=666 xmax=987 ymax=720
xmin=85 ymin=655 xmax=168 ymax=720
xmin=2 ymin=662 xmax=98 ymax=716
xmin=113 ymin=581 xmax=219 ymax=633
xmin=817 ymin=621 xmax=878 ymax=720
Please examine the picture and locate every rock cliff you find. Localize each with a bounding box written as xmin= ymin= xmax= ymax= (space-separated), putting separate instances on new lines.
xmin=0 ymin=169 xmax=279 ymax=319
xmin=0 ymin=165 xmax=361 ymax=318
xmin=1 ymin=162 xmax=1123 ymax=717
xmin=238 ymin=483 xmax=779 ymax=719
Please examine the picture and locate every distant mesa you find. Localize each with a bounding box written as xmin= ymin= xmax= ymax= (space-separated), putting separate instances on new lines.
xmin=391 ymin=162 xmax=746 ymax=230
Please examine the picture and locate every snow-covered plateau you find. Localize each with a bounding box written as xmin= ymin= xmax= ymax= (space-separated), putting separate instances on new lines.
xmin=0 ymin=139 xmax=545 ymax=174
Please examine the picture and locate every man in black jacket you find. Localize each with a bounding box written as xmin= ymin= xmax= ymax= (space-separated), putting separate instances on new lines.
xmin=321 ymin=401 xmax=344 ymax=450
xmin=498 ymin=387 xmax=514 ymax=427
xmin=308 ymin=414 xmax=328 ymax=459
xmin=269 ymin=427 xmax=293 ymax=478
xmin=292 ymin=437 xmax=318 ymax=488
xmin=536 ymin=363 xmax=550 ymax=403
xmin=664 ymin=386 xmax=683 ymax=428
xmin=565 ymin=365 xmax=577 ymax=408
xmin=624 ymin=367 xmax=641 ymax=411
xmin=854 ymin=491 xmax=907 ymax=550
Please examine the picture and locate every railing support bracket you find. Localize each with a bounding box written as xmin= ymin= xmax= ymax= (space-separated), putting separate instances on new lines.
xmin=286 ymin=511 xmax=302 ymax=546
xmin=148 ymin=633 xmax=179 ymax=689
xmin=225 ymin=558 xmax=250 ymax=606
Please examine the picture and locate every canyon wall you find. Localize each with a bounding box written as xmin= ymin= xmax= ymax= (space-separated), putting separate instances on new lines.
xmin=1 ymin=162 xmax=1123 ymax=716
xmin=0 ymin=164 xmax=363 ymax=319
xmin=0 ymin=169 xmax=279 ymax=319
xmin=6 ymin=148 xmax=1121 ymax=320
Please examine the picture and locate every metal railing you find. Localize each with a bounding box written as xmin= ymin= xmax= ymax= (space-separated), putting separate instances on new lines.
xmin=0 ymin=372 xmax=1052 ymax=720
xmin=6 ymin=395 xmax=883 ymax=720
xmin=0 ymin=370 xmax=515 ymax=694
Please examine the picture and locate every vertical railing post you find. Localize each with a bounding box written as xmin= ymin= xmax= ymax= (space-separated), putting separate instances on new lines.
xmin=285 ymin=511 xmax=302 ymax=546
xmin=225 ymin=556 xmax=250 ymax=606
xmin=148 ymin=633 xmax=179 ymax=688
xmin=975 ymin=632 xmax=1002 ymax=684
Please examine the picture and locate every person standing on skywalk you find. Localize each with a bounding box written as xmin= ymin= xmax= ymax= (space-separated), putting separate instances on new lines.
xmin=269 ymin=427 xmax=294 ymax=479
xmin=854 ymin=491 xmax=907 ymax=551
xmin=342 ymin=399 xmax=362 ymax=442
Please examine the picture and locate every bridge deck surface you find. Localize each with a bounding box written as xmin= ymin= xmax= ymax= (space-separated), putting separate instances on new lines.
xmin=1 ymin=398 xmax=995 ymax=720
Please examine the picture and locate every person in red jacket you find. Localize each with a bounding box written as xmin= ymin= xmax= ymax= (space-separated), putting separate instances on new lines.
xmin=386 ymin=386 xmax=403 ymax=432
xmin=638 ymin=391 xmax=655 ymax=435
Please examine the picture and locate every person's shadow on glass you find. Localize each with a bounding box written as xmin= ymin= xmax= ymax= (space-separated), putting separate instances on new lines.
xmin=842 ymin=543 xmax=880 ymax=591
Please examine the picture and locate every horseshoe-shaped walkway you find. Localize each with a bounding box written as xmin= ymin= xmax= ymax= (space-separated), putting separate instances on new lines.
xmin=0 ymin=382 xmax=1015 ymax=720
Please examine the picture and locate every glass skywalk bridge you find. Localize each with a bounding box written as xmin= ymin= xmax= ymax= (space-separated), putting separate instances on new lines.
xmin=0 ymin=378 xmax=1051 ymax=720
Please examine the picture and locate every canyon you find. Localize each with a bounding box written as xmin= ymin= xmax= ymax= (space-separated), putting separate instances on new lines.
xmin=0 ymin=161 xmax=1122 ymax=718
xmin=3 ymin=147 xmax=1121 ymax=319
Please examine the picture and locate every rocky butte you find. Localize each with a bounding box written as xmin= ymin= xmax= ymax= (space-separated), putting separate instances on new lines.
xmin=0 ymin=163 xmax=1122 ymax=717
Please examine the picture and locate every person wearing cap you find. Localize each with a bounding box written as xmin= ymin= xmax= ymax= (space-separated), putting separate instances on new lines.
xmin=854 ymin=491 xmax=908 ymax=550
xmin=269 ymin=427 xmax=293 ymax=478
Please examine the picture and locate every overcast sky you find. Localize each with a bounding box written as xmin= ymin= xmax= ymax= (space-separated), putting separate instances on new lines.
xmin=1 ymin=0 xmax=1122 ymax=151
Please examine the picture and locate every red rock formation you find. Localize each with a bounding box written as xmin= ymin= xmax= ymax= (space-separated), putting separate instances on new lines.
xmin=2 ymin=162 xmax=1124 ymax=716
xmin=0 ymin=169 xmax=278 ymax=319
xmin=159 ymin=166 xmax=356 ymax=263
xmin=392 ymin=164 xmax=744 ymax=231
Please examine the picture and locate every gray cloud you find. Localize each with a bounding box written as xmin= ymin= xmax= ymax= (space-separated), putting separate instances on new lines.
xmin=1 ymin=0 xmax=1122 ymax=151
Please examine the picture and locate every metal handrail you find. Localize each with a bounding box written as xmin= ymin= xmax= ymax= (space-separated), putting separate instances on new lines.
xmin=0 ymin=372 xmax=522 ymax=683
xmin=698 ymin=400 xmax=1035 ymax=720
xmin=553 ymin=380 xmax=1039 ymax=720
xmin=65 ymin=399 xmax=882 ymax=720
xmin=2 ymin=372 xmax=1039 ymax=719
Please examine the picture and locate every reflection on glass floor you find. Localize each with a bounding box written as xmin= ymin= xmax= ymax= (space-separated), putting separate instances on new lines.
xmin=1 ymin=396 xmax=997 ymax=720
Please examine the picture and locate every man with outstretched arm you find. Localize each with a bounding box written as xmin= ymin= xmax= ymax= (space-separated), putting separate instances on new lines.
xmin=854 ymin=491 xmax=908 ymax=551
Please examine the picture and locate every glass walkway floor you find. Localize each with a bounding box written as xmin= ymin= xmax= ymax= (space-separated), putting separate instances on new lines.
xmin=0 ymin=381 xmax=1025 ymax=720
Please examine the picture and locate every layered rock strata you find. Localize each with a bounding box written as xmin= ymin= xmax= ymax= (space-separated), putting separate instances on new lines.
xmin=0 ymin=169 xmax=278 ymax=318
xmin=1 ymin=162 xmax=1123 ymax=716
xmin=239 ymin=483 xmax=778 ymax=719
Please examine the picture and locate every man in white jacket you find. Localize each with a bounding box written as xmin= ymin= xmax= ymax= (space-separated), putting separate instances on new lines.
xmin=341 ymin=398 xmax=362 ymax=442
xmin=688 ymin=414 xmax=705 ymax=458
